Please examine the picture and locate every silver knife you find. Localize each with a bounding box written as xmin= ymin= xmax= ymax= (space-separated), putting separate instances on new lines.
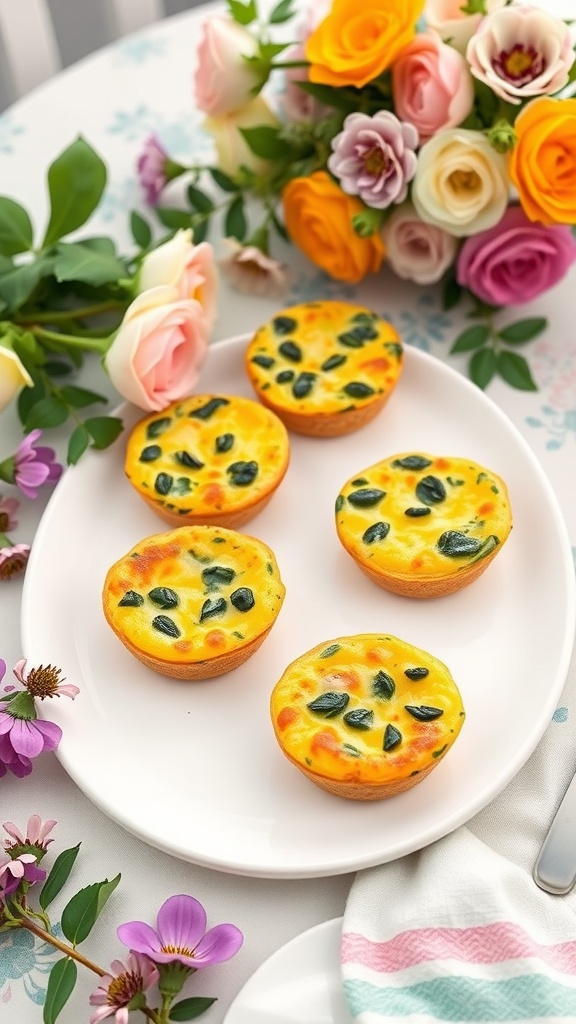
xmin=534 ymin=769 xmax=576 ymax=894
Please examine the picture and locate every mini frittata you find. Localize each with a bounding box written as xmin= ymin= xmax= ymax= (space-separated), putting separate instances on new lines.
xmin=103 ymin=525 xmax=286 ymax=679
xmin=124 ymin=394 xmax=290 ymax=529
xmin=270 ymin=634 xmax=465 ymax=800
xmin=245 ymin=300 xmax=403 ymax=437
xmin=335 ymin=453 xmax=512 ymax=598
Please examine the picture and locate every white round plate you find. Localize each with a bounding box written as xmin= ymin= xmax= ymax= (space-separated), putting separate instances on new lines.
xmin=21 ymin=336 xmax=575 ymax=878
xmin=223 ymin=918 xmax=350 ymax=1024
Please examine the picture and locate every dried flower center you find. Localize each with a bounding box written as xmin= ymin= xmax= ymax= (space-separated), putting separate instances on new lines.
xmin=107 ymin=970 xmax=141 ymax=1006
xmin=24 ymin=664 xmax=65 ymax=699
xmin=0 ymin=513 xmax=9 ymax=531
xmin=494 ymin=44 xmax=545 ymax=85
xmin=162 ymin=943 xmax=195 ymax=957
xmin=0 ymin=552 xmax=27 ymax=580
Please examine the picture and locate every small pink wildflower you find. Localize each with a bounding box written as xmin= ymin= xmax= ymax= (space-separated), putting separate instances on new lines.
xmin=3 ymin=815 xmax=57 ymax=853
xmin=13 ymin=660 xmax=80 ymax=700
xmin=89 ymin=952 xmax=159 ymax=1024
xmin=137 ymin=135 xmax=186 ymax=206
xmin=0 ymin=496 xmax=19 ymax=532
xmin=0 ymin=540 xmax=30 ymax=581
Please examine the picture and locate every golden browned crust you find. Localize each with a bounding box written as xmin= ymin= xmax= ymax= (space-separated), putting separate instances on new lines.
xmin=345 ymin=539 xmax=505 ymax=599
xmin=279 ymin=748 xmax=441 ymax=801
xmin=132 ymin=486 xmax=280 ymax=531
xmin=257 ymin=390 xmax=391 ymax=438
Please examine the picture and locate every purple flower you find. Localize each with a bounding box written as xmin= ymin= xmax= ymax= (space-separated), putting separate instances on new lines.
xmin=0 ymin=678 xmax=61 ymax=760
xmin=89 ymin=952 xmax=159 ymax=1024
xmin=457 ymin=205 xmax=576 ymax=306
xmin=327 ymin=111 xmax=419 ymax=210
xmin=137 ymin=135 xmax=172 ymax=206
xmin=117 ymin=894 xmax=243 ymax=969
xmin=0 ymin=735 xmax=32 ymax=777
xmin=12 ymin=430 xmax=62 ymax=499
xmin=0 ymin=852 xmax=45 ymax=898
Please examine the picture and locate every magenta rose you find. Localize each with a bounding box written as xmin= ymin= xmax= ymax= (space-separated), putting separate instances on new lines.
xmin=456 ymin=206 xmax=576 ymax=306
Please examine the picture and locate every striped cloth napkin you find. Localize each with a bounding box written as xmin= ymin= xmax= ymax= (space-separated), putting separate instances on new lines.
xmin=341 ymin=645 xmax=576 ymax=1023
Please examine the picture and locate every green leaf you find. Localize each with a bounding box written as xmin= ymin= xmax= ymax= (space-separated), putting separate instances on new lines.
xmin=239 ymin=126 xmax=291 ymax=160
xmin=269 ymin=0 xmax=295 ymax=22
xmin=60 ymin=873 xmax=120 ymax=944
xmin=155 ymin=208 xmax=196 ymax=231
xmin=95 ymin=872 xmax=121 ymax=916
xmin=130 ymin=209 xmax=152 ymax=249
xmin=497 ymin=349 xmax=538 ymax=391
xmin=271 ymin=209 xmax=289 ymax=243
xmin=42 ymin=137 xmax=107 ymax=247
xmin=17 ymin=376 xmax=45 ymax=422
xmin=67 ymin=424 xmax=90 ymax=465
xmin=85 ymin=415 xmax=124 ymax=449
xmin=40 ymin=845 xmax=81 ymax=911
xmin=43 ymin=957 xmax=77 ymax=1024
xmin=470 ymin=347 xmax=497 ymax=389
xmin=191 ymin=218 xmax=208 ymax=244
xmin=44 ymin=359 xmax=74 ymax=377
xmin=296 ymin=81 xmax=356 ymax=112
xmin=224 ymin=196 xmax=247 ymax=241
xmin=169 ymin=997 xmax=217 ymax=1021
xmin=12 ymin=330 xmax=45 ymax=367
xmin=25 ymin=395 xmax=69 ymax=431
xmin=208 ymin=167 xmax=239 ymax=193
xmin=60 ymin=384 xmax=108 ymax=408
xmin=450 ymin=324 xmax=491 ymax=353
xmin=53 ymin=240 xmax=126 ymax=287
xmin=0 ymin=256 xmax=53 ymax=311
xmin=442 ymin=275 xmax=462 ymax=312
xmin=187 ymin=185 xmax=215 ymax=215
xmin=227 ymin=0 xmax=257 ymax=25
xmin=497 ymin=317 xmax=547 ymax=345
xmin=0 ymin=197 xmax=34 ymax=255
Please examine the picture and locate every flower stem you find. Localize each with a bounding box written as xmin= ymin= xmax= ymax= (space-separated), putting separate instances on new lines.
xmin=30 ymin=326 xmax=110 ymax=352
xmin=18 ymin=916 xmax=106 ymax=976
xmin=19 ymin=300 xmax=125 ymax=324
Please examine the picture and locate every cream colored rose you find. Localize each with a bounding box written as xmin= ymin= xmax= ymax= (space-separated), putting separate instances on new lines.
xmin=411 ymin=129 xmax=509 ymax=237
xmin=0 ymin=345 xmax=33 ymax=413
xmin=138 ymin=228 xmax=218 ymax=334
xmin=382 ymin=202 xmax=458 ymax=284
xmin=205 ymin=96 xmax=280 ymax=178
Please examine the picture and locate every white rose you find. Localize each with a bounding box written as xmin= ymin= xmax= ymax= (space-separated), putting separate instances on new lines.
xmin=139 ymin=229 xmax=218 ymax=334
xmin=193 ymin=16 xmax=260 ymax=117
xmin=0 ymin=346 xmax=33 ymax=413
xmin=411 ymin=128 xmax=509 ymax=237
xmin=382 ymin=203 xmax=458 ymax=284
xmin=205 ymin=96 xmax=280 ymax=178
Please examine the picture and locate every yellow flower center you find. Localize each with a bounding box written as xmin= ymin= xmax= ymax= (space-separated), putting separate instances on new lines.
xmin=108 ymin=971 xmax=140 ymax=1005
xmin=162 ymin=944 xmax=196 ymax=957
xmin=448 ymin=169 xmax=480 ymax=194
xmin=494 ymin=44 xmax=544 ymax=85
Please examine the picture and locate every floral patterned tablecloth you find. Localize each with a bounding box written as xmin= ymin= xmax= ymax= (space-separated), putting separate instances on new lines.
xmin=0 ymin=3 xmax=575 ymax=1022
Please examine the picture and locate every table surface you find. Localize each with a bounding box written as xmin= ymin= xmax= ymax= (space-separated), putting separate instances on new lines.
xmin=1 ymin=4 xmax=575 ymax=1022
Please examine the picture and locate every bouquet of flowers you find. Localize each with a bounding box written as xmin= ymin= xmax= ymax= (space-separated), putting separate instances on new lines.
xmin=142 ymin=0 xmax=576 ymax=390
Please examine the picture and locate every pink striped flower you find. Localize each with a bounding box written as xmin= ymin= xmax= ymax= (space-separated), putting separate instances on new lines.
xmin=89 ymin=952 xmax=159 ymax=1024
xmin=3 ymin=815 xmax=57 ymax=853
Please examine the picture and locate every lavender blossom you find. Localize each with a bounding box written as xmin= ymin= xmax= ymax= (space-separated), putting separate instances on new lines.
xmin=117 ymin=894 xmax=243 ymax=969
xmin=0 ymin=429 xmax=62 ymax=500
xmin=328 ymin=111 xmax=419 ymax=210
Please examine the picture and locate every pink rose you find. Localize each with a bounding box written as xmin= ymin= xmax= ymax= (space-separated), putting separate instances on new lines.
xmin=382 ymin=202 xmax=458 ymax=285
xmin=281 ymin=0 xmax=332 ymax=121
xmin=138 ymin=229 xmax=218 ymax=334
xmin=105 ymin=286 xmax=208 ymax=411
xmin=456 ymin=205 xmax=576 ymax=306
xmin=392 ymin=32 xmax=474 ymax=141
xmin=193 ymin=16 xmax=260 ymax=117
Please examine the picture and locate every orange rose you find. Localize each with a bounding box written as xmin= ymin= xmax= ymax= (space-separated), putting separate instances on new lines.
xmin=508 ymin=97 xmax=576 ymax=225
xmin=282 ymin=172 xmax=385 ymax=283
xmin=305 ymin=0 xmax=425 ymax=88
